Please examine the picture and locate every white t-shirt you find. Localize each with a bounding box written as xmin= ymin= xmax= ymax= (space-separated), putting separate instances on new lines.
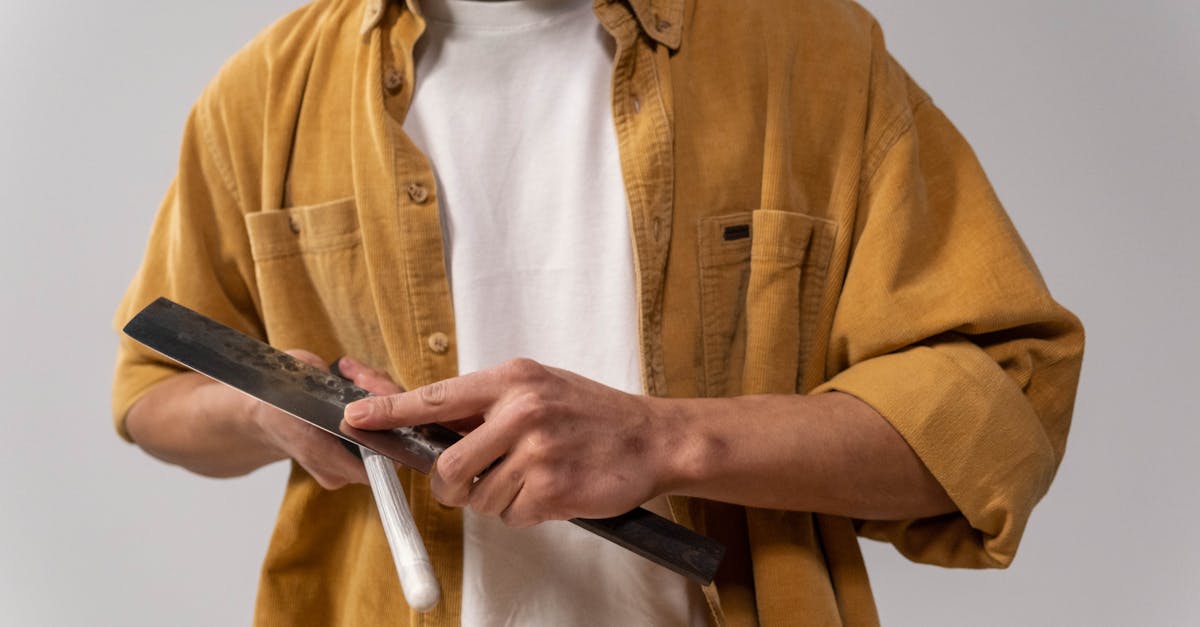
xmin=402 ymin=0 xmax=708 ymax=624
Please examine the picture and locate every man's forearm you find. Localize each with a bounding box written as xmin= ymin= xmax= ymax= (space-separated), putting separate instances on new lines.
xmin=655 ymin=391 xmax=956 ymax=520
xmin=125 ymin=372 xmax=285 ymax=478
xmin=343 ymin=360 xmax=957 ymax=524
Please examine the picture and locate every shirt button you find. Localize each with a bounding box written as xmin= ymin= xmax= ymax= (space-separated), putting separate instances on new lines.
xmin=384 ymin=67 xmax=404 ymax=94
xmin=427 ymin=332 xmax=450 ymax=354
xmin=407 ymin=183 xmax=429 ymax=204
xmin=288 ymin=216 xmax=301 ymax=234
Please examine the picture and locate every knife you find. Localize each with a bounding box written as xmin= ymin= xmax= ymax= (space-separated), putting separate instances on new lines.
xmin=123 ymin=297 xmax=725 ymax=585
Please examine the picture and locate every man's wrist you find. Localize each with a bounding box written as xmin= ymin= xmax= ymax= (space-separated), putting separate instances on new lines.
xmin=203 ymin=378 xmax=287 ymax=463
xmin=644 ymin=396 xmax=722 ymax=499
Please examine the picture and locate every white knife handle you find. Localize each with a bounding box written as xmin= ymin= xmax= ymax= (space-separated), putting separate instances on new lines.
xmin=360 ymin=446 xmax=441 ymax=612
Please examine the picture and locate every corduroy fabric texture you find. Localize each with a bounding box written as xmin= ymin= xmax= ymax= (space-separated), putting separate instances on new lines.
xmin=112 ymin=0 xmax=1085 ymax=625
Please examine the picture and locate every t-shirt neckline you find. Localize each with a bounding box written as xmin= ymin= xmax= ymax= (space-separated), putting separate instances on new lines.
xmin=418 ymin=0 xmax=593 ymax=30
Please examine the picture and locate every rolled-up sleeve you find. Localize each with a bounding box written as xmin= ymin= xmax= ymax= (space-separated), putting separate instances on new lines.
xmin=812 ymin=94 xmax=1085 ymax=568
xmin=110 ymin=92 xmax=263 ymax=442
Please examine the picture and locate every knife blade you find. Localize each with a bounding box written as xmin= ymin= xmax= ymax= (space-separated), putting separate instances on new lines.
xmin=122 ymin=297 xmax=460 ymax=473
xmin=123 ymin=297 xmax=725 ymax=584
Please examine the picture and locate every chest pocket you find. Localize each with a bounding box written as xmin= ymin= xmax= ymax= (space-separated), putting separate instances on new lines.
xmin=244 ymin=198 xmax=387 ymax=367
xmin=698 ymin=209 xmax=837 ymax=397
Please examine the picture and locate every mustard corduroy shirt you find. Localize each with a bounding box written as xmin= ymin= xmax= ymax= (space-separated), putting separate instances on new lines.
xmin=112 ymin=0 xmax=1085 ymax=624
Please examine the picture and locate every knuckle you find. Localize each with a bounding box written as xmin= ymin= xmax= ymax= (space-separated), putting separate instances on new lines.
xmin=519 ymin=433 xmax=546 ymax=461
xmin=432 ymin=481 xmax=466 ymax=508
xmin=378 ymin=394 xmax=404 ymax=417
xmin=436 ymin=449 xmax=466 ymax=484
xmin=511 ymin=392 xmax=549 ymax=426
xmin=418 ymin=380 xmax=448 ymax=406
xmin=502 ymin=358 xmax=546 ymax=385
xmin=428 ymin=473 xmax=450 ymax=503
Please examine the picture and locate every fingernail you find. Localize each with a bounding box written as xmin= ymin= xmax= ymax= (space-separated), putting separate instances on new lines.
xmin=345 ymin=400 xmax=372 ymax=424
xmin=338 ymin=355 xmax=358 ymax=372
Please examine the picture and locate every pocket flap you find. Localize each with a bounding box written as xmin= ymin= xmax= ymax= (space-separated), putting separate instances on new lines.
xmin=750 ymin=209 xmax=821 ymax=262
xmin=245 ymin=197 xmax=360 ymax=261
xmin=742 ymin=209 xmax=839 ymax=394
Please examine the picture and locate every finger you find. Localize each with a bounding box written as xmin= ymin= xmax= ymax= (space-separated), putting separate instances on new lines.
xmin=442 ymin=416 xmax=485 ymax=434
xmin=430 ymin=404 xmax=525 ymax=507
xmin=336 ymin=355 xmax=404 ymax=395
xmin=285 ymin=348 xmax=330 ymax=371
xmin=345 ymin=358 xmax=549 ymax=429
xmin=294 ymin=429 xmax=370 ymax=489
xmin=466 ymin=457 xmax=524 ymax=517
xmin=264 ymin=403 xmax=369 ymax=489
xmin=499 ymin=486 xmax=545 ymax=529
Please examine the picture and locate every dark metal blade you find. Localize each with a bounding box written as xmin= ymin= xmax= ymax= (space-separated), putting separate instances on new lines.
xmin=122 ymin=297 xmax=461 ymax=473
xmin=124 ymin=297 xmax=726 ymax=583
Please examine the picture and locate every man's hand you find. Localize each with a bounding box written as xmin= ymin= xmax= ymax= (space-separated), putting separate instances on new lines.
xmin=343 ymin=358 xmax=685 ymax=528
xmin=254 ymin=352 xmax=429 ymax=489
xmin=126 ymin=351 xmax=403 ymax=490
xmin=245 ymin=351 xmax=385 ymax=490
xmin=341 ymin=359 xmax=958 ymax=523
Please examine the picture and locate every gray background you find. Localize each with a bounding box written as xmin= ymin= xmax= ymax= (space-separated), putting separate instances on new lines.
xmin=1 ymin=1 xmax=1196 ymax=625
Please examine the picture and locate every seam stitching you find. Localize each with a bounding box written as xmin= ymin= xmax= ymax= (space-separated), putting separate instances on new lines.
xmin=197 ymin=103 xmax=243 ymax=211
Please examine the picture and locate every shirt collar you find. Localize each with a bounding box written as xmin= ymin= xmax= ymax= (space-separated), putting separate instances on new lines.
xmin=361 ymin=0 xmax=387 ymax=34
xmin=361 ymin=0 xmax=684 ymax=50
xmin=623 ymin=0 xmax=683 ymax=49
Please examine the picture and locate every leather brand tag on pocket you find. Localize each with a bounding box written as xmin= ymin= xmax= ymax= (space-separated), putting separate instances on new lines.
xmin=723 ymin=224 xmax=751 ymax=241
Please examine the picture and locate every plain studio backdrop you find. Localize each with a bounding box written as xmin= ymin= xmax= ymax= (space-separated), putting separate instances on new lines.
xmin=1 ymin=1 xmax=1196 ymax=625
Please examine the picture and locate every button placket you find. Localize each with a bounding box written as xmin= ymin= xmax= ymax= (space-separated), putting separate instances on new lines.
xmin=606 ymin=29 xmax=676 ymax=399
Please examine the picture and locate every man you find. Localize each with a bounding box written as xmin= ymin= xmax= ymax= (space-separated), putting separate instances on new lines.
xmin=112 ymin=0 xmax=1085 ymax=625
